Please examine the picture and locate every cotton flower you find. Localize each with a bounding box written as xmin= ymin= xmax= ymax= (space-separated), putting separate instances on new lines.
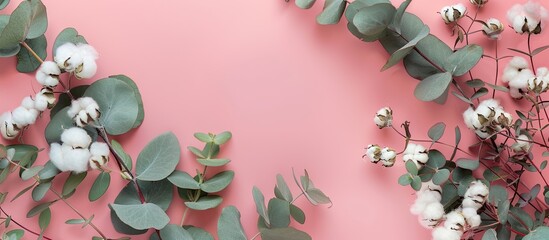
xmin=507 ymin=1 xmax=549 ymax=34
xmin=482 ymin=18 xmax=504 ymax=39
xmin=432 ymin=226 xmax=463 ymax=240
xmin=470 ymin=0 xmax=488 ymax=7
xmin=380 ymin=147 xmax=396 ymax=167
xmin=444 ymin=210 xmax=466 ymax=231
xmin=54 ymin=43 xmax=99 ymax=79
xmin=419 ymin=202 xmax=445 ymax=228
xmin=49 ymin=143 xmax=91 ymax=173
xmin=410 ymin=181 xmax=442 ymax=215
xmin=503 ymin=57 xmax=534 ymax=98
xmin=463 ymin=99 xmax=512 ymax=138
xmin=528 ymin=67 xmax=549 ymax=94
xmin=364 ymin=144 xmax=382 ymax=163
xmin=464 ymin=180 xmax=489 ymax=209
xmin=89 ymin=142 xmax=109 ymax=170
xmin=0 ymin=113 xmax=20 ymax=140
xmin=512 ymin=134 xmax=531 ymax=152
xmin=462 ymin=207 xmax=481 ymax=228
xmin=60 ymin=127 xmax=92 ymax=149
xmin=67 ymin=97 xmax=100 ymax=127
xmin=403 ymin=143 xmax=428 ymax=170
xmin=374 ymin=107 xmax=392 ymax=129
xmin=11 ymin=106 xmax=39 ymax=127
xmin=440 ymin=4 xmax=467 ymax=24
xmin=35 ymin=61 xmax=61 ymax=87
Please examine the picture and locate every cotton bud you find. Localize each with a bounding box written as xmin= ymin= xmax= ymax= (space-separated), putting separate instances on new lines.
xmin=35 ymin=61 xmax=61 ymax=87
xmin=482 ymin=18 xmax=504 ymax=39
xmin=512 ymin=134 xmax=531 ymax=152
xmin=0 ymin=112 xmax=20 ymax=140
xmin=441 ymin=4 xmax=467 ymax=24
xmin=528 ymin=67 xmax=549 ymax=94
xmin=67 ymin=97 xmax=101 ymax=127
xmin=60 ymin=127 xmax=92 ymax=149
xmin=364 ymin=144 xmax=382 ymax=163
xmin=507 ymin=1 xmax=549 ymax=34
xmin=380 ymin=147 xmax=396 ymax=167
xmin=470 ymin=0 xmax=488 ymax=7
xmin=432 ymin=226 xmax=463 ymax=240
xmin=49 ymin=143 xmax=90 ymax=173
xmin=54 ymin=43 xmax=99 ymax=79
xmin=39 ymin=88 xmax=56 ymax=109
xmin=89 ymin=142 xmax=109 ymax=170
xmin=11 ymin=106 xmax=39 ymax=127
xmin=403 ymin=143 xmax=428 ymax=170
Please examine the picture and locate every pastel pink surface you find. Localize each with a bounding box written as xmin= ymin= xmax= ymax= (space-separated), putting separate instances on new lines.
xmin=0 ymin=0 xmax=547 ymax=239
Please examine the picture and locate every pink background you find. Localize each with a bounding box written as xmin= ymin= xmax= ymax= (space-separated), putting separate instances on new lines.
xmin=1 ymin=0 xmax=548 ymax=239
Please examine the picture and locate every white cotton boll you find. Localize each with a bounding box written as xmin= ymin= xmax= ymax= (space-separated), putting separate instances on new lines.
xmin=60 ymin=127 xmax=92 ymax=149
xmin=21 ymin=97 xmax=35 ymax=110
xmin=89 ymin=155 xmax=106 ymax=170
xmin=380 ymin=147 xmax=396 ymax=167
xmin=68 ymin=97 xmax=100 ymax=127
xmin=432 ymin=227 xmax=463 ymax=240
xmin=75 ymin=57 xmax=97 ymax=79
xmin=503 ymin=57 xmax=529 ymax=83
xmin=54 ymin=43 xmax=79 ymax=70
xmin=39 ymin=88 xmax=56 ymax=108
xmin=507 ymin=1 xmax=549 ymax=34
xmin=483 ymin=18 xmax=504 ymax=40
xmin=410 ymin=191 xmax=442 ymax=215
xmin=75 ymin=111 xmax=89 ymax=127
xmin=34 ymin=93 xmax=49 ymax=112
xmin=465 ymin=180 xmax=489 ymax=200
xmin=36 ymin=61 xmax=60 ymax=87
xmin=374 ymin=107 xmax=392 ymax=129
xmin=403 ymin=143 xmax=428 ymax=169
xmin=463 ymin=107 xmax=477 ymax=130
xmin=420 ymin=202 xmax=445 ymax=228
xmin=475 ymin=129 xmax=491 ymax=139
xmin=444 ymin=210 xmax=466 ymax=231
xmin=512 ymin=134 xmax=531 ymax=152
xmin=494 ymin=108 xmax=513 ymax=128
xmin=78 ymin=44 xmax=99 ymax=59
xmin=0 ymin=112 xmax=20 ymax=140
xmin=365 ymin=144 xmax=382 ymax=163
xmin=461 ymin=198 xmax=483 ymax=210
xmin=60 ymin=144 xmax=91 ymax=173
xmin=11 ymin=106 xmax=38 ymax=127
xmin=49 ymin=143 xmax=65 ymax=171
xmin=90 ymin=142 xmax=109 ymax=156
xmin=462 ymin=207 xmax=481 ymax=228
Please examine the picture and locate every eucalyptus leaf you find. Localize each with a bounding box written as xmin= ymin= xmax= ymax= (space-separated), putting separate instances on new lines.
xmin=432 ymin=169 xmax=450 ymax=185
xmin=398 ymin=174 xmax=412 ymax=186
xmin=84 ymin=78 xmax=139 ymax=135
xmin=62 ymin=172 xmax=87 ymax=197
xmin=524 ymin=226 xmax=549 ymax=240
xmin=44 ymin=107 xmax=97 ymax=144
xmin=32 ymin=182 xmax=50 ymax=202
xmin=253 ymin=186 xmax=270 ymax=225
xmin=261 ymin=227 xmax=312 ymax=240
xmin=50 ymin=85 xmax=89 ymax=119
xmin=443 ymin=44 xmax=483 ymax=76
xmin=26 ymin=0 xmax=47 ymax=39
xmin=111 ymin=139 xmax=132 ymax=171
xmin=268 ymin=198 xmax=291 ymax=228
xmin=16 ymin=34 xmax=46 ymax=72
xmin=217 ymin=206 xmax=247 ymax=240
xmin=353 ymin=4 xmax=396 ymax=36
xmin=0 ymin=1 xmax=31 ymax=49
xmin=295 ymin=0 xmax=316 ymax=9
xmin=200 ymin=170 xmax=234 ymax=193
xmin=316 ymin=0 xmax=347 ymax=25
xmin=110 ymin=203 xmax=170 ymax=230
xmin=290 ymin=204 xmax=306 ymax=224
xmin=405 ymin=160 xmax=418 ymax=175
xmin=276 ymin=174 xmax=293 ymax=202
xmin=27 ymin=201 xmax=54 ymax=217
xmin=89 ymin=172 xmax=110 ymax=201
xmin=21 ymin=166 xmax=42 ymax=181
xmin=411 ymin=175 xmax=421 ymax=191
xmin=168 ymin=170 xmax=200 ymax=190
xmin=426 ymin=150 xmax=446 ymax=169
xmin=114 ymin=180 xmax=173 ymax=211
xmin=427 ymin=122 xmax=445 ymax=142
xmin=0 ymin=0 xmax=9 ymax=10
xmin=38 ymin=207 xmax=51 ymax=231
xmin=184 ymin=195 xmax=222 ymax=210
xmin=381 ymin=25 xmax=429 ymax=71
xmin=197 ymin=158 xmax=230 ymax=167
xmin=185 ymin=226 xmax=214 ymax=240
xmin=414 ymin=72 xmax=452 ymax=101
xmin=135 ymin=132 xmax=181 ymax=181
xmin=38 ymin=161 xmax=59 ymax=180
xmin=159 ymin=224 xmax=193 ymax=240
xmin=109 ymin=75 xmax=144 ymax=129
xmin=456 ymin=159 xmax=479 ymax=170
xmin=482 ymin=229 xmax=497 ymax=240
xmin=391 ymin=0 xmax=411 ymax=33
xmin=213 ymin=131 xmax=232 ymax=145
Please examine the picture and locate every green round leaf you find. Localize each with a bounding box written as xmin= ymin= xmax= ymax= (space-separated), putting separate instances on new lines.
xmin=432 ymin=169 xmax=450 ymax=185
xmin=109 ymin=75 xmax=144 ymax=129
xmin=168 ymin=170 xmax=200 ymax=190
xmin=443 ymin=44 xmax=483 ymax=76
xmin=316 ymin=0 xmax=347 ymax=25
xmin=185 ymin=226 xmax=214 ymax=240
xmin=352 ymin=4 xmax=396 ymax=36
xmin=405 ymin=160 xmax=418 ymax=175
xmin=38 ymin=161 xmax=59 ymax=180
xmin=290 ymin=204 xmax=306 ymax=224
xmin=110 ymin=203 xmax=170 ymax=230
xmin=217 ymin=206 xmax=247 ymax=240
xmin=275 ymin=174 xmax=293 ymax=202
xmin=16 ymin=35 xmax=46 ymax=73
xmin=0 ymin=0 xmax=9 ymax=10
xmin=414 ymin=72 xmax=452 ymax=101
xmin=135 ymin=132 xmax=181 ymax=181
xmin=268 ymin=198 xmax=291 ymax=228
xmin=89 ymin=172 xmax=111 ymax=201
xmin=482 ymin=229 xmax=497 ymax=240
xmin=115 ymin=180 xmax=173 ymax=211
xmin=456 ymin=159 xmax=480 ymax=170
xmin=38 ymin=207 xmax=51 ymax=231
xmin=213 ymin=131 xmax=232 ymax=145
xmin=159 ymin=224 xmax=193 ymax=240
xmin=411 ymin=175 xmax=421 ymax=191
xmin=0 ymin=1 xmax=31 ymax=49
xmin=21 ymin=166 xmax=42 ymax=181
xmin=261 ymin=227 xmax=312 ymax=240
xmin=50 ymin=85 xmax=89 ymax=120
xmin=84 ymin=78 xmax=139 ymax=135
xmin=62 ymin=172 xmax=87 ymax=197
xmin=32 ymin=181 xmax=51 ymax=202
xmin=426 ymin=149 xmax=446 ymax=169
xmin=398 ymin=174 xmax=412 ymax=186
xmin=200 ymin=170 xmax=234 ymax=193
xmin=295 ymin=0 xmax=316 ymax=9
xmin=428 ymin=122 xmax=446 ymax=142
xmin=524 ymin=226 xmax=549 ymax=240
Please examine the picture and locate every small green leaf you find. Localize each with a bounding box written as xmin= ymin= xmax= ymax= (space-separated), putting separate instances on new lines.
xmin=489 ymin=185 xmax=509 ymax=206
xmin=110 ymin=203 xmax=170 ymax=230
xmin=0 ymin=0 xmax=9 ymax=10
xmin=426 ymin=150 xmax=446 ymax=169
xmin=482 ymin=229 xmax=497 ymax=240
xmin=194 ymin=133 xmax=213 ymax=143
xmin=21 ymin=166 xmax=43 ymax=180
xmin=532 ymin=45 xmax=549 ymax=56
xmin=295 ymin=0 xmax=316 ymax=9
xmin=391 ymin=0 xmax=411 ymax=33
xmin=466 ymin=79 xmax=485 ymax=88
xmin=32 ymin=182 xmax=51 ymax=202
xmin=444 ymin=44 xmax=484 ymax=76
xmin=398 ymin=174 xmax=412 ymax=186
xmin=200 ymin=170 xmax=234 ymax=193
xmin=11 ymin=183 xmax=35 ymax=202
xmin=111 ymin=139 xmax=132 ymax=172
xmin=38 ymin=161 xmax=59 ymax=180
xmin=89 ymin=172 xmax=111 ymax=201
xmin=414 ymin=72 xmax=453 ymax=102
xmin=196 ymin=158 xmax=230 ymax=167
xmin=185 ymin=195 xmax=223 ymax=210
xmin=316 ymin=0 xmax=347 ymax=25
xmin=290 ymin=204 xmax=306 ymax=224
xmin=541 ymin=161 xmax=548 ymax=170
xmin=62 ymin=172 xmax=87 ymax=197
xmin=213 ymin=131 xmax=232 ymax=145
xmin=498 ymin=199 xmax=510 ymax=225
xmin=187 ymin=146 xmax=205 ymax=158
xmin=252 ymin=186 xmax=270 ymax=225
xmin=524 ymin=226 xmax=549 ymax=240
xmin=38 ymin=207 xmax=51 ymax=231
xmin=65 ymin=219 xmax=86 ymax=224
xmin=405 ymin=160 xmax=418 ymax=175
xmin=168 ymin=170 xmax=200 ymax=189
xmin=456 ymin=159 xmax=480 ymax=170
xmin=411 ymin=175 xmax=422 ymax=191
xmin=135 ymin=132 xmax=181 ymax=181
xmin=27 ymin=201 xmax=54 ymax=217
xmin=432 ymin=169 xmax=450 ymax=185
xmin=471 ymin=87 xmax=488 ymax=100
xmin=275 ymin=174 xmax=293 ymax=202
xmin=159 ymin=224 xmax=193 ymax=240
xmin=261 ymin=227 xmax=312 ymax=240
xmin=381 ymin=25 xmax=429 ymax=71
xmin=268 ymin=198 xmax=291 ymax=228
xmin=217 ymin=206 xmax=247 ymax=240
xmin=428 ymin=122 xmax=446 ymax=142
xmin=3 ymin=229 xmax=24 ymax=240
xmin=16 ymin=35 xmax=46 ymax=73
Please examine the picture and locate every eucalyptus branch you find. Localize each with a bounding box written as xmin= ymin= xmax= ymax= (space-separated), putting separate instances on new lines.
xmin=0 ymin=206 xmax=52 ymax=240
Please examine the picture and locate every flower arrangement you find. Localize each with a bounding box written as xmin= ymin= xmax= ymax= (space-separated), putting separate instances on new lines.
xmin=0 ymin=0 xmax=331 ymax=239
xmin=294 ymin=0 xmax=549 ymax=239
